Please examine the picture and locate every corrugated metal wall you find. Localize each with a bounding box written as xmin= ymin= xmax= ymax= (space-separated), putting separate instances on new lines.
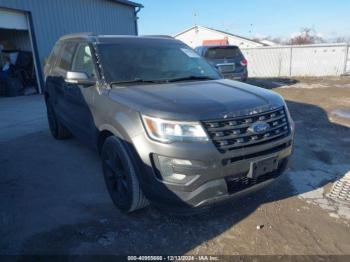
xmin=345 ymin=46 xmax=350 ymax=75
xmin=0 ymin=0 xmax=137 ymax=66
xmin=242 ymin=46 xmax=291 ymax=77
xmin=242 ymin=44 xmax=349 ymax=77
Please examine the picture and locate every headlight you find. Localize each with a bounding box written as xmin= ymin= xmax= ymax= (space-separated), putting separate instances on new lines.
xmin=283 ymin=103 xmax=295 ymax=132
xmin=141 ymin=115 xmax=209 ymax=143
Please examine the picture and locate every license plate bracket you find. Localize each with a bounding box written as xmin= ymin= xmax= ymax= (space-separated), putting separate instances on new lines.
xmin=218 ymin=64 xmax=235 ymax=73
xmin=247 ymin=156 xmax=279 ymax=179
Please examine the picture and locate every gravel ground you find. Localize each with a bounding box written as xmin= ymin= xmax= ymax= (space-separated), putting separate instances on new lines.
xmin=0 ymin=77 xmax=350 ymax=256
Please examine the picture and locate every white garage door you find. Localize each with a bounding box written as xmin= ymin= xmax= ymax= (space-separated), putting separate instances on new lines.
xmin=0 ymin=9 xmax=28 ymax=30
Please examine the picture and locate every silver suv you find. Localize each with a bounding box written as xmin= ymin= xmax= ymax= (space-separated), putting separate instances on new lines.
xmin=44 ymin=33 xmax=294 ymax=213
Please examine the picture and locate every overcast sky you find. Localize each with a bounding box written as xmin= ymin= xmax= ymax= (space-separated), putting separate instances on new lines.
xmin=138 ymin=0 xmax=350 ymax=40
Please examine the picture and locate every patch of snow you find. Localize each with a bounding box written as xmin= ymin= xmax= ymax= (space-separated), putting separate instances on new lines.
xmin=331 ymin=109 xmax=350 ymax=120
xmin=338 ymin=206 xmax=350 ymax=219
xmin=279 ymin=82 xmax=350 ymax=89
xmin=279 ymin=83 xmax=329 ymax=89
xmin=328 ymin=171 xmax=350 ymax=203
xmin=334 ymin=84 xmax=350 ymax=88
xmin=329 ymin=213 xmax=339 ymax=219
xmin=288 ymin=166 xmax=350 ymax=220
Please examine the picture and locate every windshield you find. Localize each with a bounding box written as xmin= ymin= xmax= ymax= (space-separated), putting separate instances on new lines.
xmin=97 ymin=41 xmax=221 ymax=83
xmin=205 ymin=46 xmax=242 ymax=59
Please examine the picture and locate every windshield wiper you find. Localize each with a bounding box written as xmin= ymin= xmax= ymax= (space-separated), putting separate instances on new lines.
xmin=166 ymin=76 xmax=216 ymax=82
xmin=110 ymin=76 xmax=216 ymax=86
xmin=110 ymin=78 xmax=162 ymax=86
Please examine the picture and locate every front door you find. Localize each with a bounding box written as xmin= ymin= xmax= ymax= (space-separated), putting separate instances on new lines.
xmin=64 ymin=43 xmax=99 ymax=146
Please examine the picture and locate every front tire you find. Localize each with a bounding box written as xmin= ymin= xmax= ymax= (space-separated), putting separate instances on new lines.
xmin=101 ymin=136 xmax=149 ymax=213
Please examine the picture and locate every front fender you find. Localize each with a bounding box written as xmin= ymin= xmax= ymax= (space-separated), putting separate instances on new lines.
xmin=97 ymin=110 xmax=144 ymax=144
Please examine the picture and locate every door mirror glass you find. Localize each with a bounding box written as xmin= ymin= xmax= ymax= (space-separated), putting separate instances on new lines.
xmin=65 ymin=71 xmax=96 ymax=85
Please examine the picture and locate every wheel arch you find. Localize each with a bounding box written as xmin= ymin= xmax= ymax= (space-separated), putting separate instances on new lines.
xmin=96 ymin=108 xmax=143 ymax=154
xmin=97 ymin=124 xmax=129 ymax=155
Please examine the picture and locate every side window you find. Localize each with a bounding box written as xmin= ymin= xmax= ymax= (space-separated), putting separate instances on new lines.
xmin=56 ymin=42 xmax=77 ymax=74
xmin=71 ymin=43 xmax=96 ymax=79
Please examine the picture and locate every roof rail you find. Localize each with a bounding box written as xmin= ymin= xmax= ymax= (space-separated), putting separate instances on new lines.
xmin=143 ymin=35 xmax=174 ymax=39
xmin=59 ymin=32 xmax=96 ymax=41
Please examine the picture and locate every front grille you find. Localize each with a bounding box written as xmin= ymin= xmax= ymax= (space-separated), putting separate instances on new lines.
xmin=222 ymin=141 xmax=291 ymax=166
xmin=202 ymin=107 xmax=290 ymax=153
xmin=225 ymin=157 xmax=288 ymax=194
xmin=226 ymin=171 xmax=278 ymax=194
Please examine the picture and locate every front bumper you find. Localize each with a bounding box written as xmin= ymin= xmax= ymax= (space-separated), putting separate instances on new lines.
xmin=132 ymin=129 xmax=294 ymax=211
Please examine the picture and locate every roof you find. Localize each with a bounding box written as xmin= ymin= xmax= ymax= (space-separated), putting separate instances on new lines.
xmin=108 ymin=0 xmax=143 ymax=8
xmin=59 ymin=32 xmax=96 ymax=41
xmin=59 ymin=33 xmax=180 ymax=43
xmin=259 ymin=39 xmax=278 ymax=46
xmin=174 ymin=25 xmax=263 ymax=45
xmin=198 ymin=45 xmax=239 ymax=49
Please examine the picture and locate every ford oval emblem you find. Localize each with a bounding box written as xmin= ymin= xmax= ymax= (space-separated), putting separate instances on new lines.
xmin=248 ymin=122 xmax=269 ymax=134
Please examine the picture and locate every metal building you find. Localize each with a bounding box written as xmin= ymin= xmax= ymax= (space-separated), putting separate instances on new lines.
xmin=0 ymin=0 xmax=142 ymax=93
xmin=174 ymin=25 xmax=264 ymax=49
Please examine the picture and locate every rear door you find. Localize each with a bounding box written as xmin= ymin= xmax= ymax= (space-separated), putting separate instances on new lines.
xmin=50 ymin=41 xmax=78 ymax=128
xmin=44 ymin=42 xmax=62 ymax=100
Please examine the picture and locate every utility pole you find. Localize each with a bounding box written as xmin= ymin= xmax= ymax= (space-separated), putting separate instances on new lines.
xmin=193 ymin=10 xmax=198 ymax=26
xmin=249 ymin=24 xmax=253 ymax=38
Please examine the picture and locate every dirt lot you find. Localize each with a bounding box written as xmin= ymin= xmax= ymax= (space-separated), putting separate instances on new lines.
xmin=0 ymin=77 xmax=350 ymax=256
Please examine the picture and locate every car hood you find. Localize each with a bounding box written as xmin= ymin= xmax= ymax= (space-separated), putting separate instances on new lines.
xmin=108 ymin=79 xmax=286 ymax=121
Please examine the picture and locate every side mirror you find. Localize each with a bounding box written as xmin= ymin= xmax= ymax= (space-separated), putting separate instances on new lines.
xmin=65 ymin=71 xmax=96 ymax=86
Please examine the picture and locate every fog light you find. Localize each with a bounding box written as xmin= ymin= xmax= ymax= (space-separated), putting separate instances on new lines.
xmin=171 ymin=159 xmax=192 ymax=165
xmin=171 ymin=173 xmax=186 ymax=180
xmin=154 ymin=155 xmax=198 ymax=184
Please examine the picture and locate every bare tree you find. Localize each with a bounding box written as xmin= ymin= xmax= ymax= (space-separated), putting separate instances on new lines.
xmin=289 ymin=27 xmax=324 ymax=45
xmin=334 ymin=37 xmax=350 ymax=43
xmin=252 ymin=36 xmax=283 ymax=45
xmin=253 ymin=28 xmax=331 ymax=46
